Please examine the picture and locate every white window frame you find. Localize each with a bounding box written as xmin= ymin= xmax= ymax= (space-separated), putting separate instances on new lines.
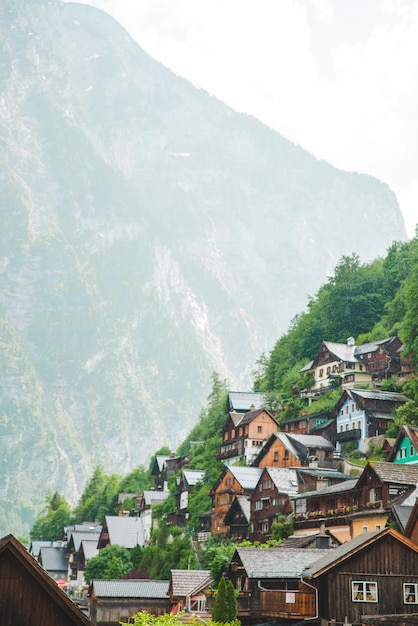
xmin=404 ymin=583 xmax=418 ymax=604
xmin=352 ymin=581 xmax=378 ymax=603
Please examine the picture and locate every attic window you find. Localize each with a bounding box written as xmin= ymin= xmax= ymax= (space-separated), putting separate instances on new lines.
xmin=404 ymin=583 xmax=418 ymax=604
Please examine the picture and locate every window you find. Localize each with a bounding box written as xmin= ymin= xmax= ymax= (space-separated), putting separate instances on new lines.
xmin=404 ymin=583 xmax=418 ymax=604
xmin=340 ymin=425 xmax=343 ymax=432
xmin=352 ymin=581 xmax=378 ymax=602
xmin=274 ymin=451 xmax=279 ymax=462
xmin=257 ymin=425 xmax=262 ymax=433
xmin=411 ymin=445 xmax=415 ymax=457
xmin=319 ymin=368 xmax=324 ymax=377
xmin=346 ymin=405 xmax=349 ymax=414
xmin=358 ymin=421 xmax=361 ymax=430
xmin=375 ymin=524 xmax=381 ymax=531
xmin=352 ymin=404 xmax=355 ymax=412
xmin=255 ymin=501 xmax=262 ymax=510
xmin=401 ymin=448 xmax=407 ymax=459
xmin=362 ymin=526 xmax=368 ymax=533
xmin=284 ymin=450 xmax=289 ymax=460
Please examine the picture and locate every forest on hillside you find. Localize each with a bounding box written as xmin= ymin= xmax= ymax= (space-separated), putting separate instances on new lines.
xmin=29 ymin=233 xmax=418 ymax=580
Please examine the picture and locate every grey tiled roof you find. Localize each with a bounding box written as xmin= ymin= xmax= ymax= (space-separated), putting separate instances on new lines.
xmin=182 ymin=469 xmax=205 ymax=486
xmin=291 ymin=478 xmax=358 ymax=500
xmin=235 ymin=547 xmax=332 ymax=578
xmin=170 ymin=569 xmax=212 ymax=597
xmin=142 ymin=490 xmax=170 ymax=505
xmin=228 ymin=391 xmax=265 ymax=412
xmin=228 ymin=466 xmax=263 ymax=490
xmin=286 ymin=433 xmax=335 ymax=450
xmin=39 ymin=546 xmax=67 ymax=572
xmin=302 ymin=530 xmax=383 ymax=577
xmin=350 ymin=389 xmax=410 ymax=403
xmin=392 ymin=504 xmax=413 ymax=531
xmin=79 ymin=540 xmax=99 ymax=560
xmin=323 ymin=341 xmax=360 ymax=363
xmin=266 ymin=468 xmax=299 ymax=496
xmin=105 ymin=516 xmax=145 ymax=548
xmin=235 ymin=495 xmax=251 ymax=521
xmin=68 ymin=530 xmax=101 ymax=551
xmin=370 ymin=461 xmax=418 ymax=485
xmin=91 ymin=579 xmax=169 ymax=598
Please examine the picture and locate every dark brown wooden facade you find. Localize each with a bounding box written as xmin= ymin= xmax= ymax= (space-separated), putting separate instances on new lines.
xmin=249 ymin=468 xmax=293 ymax=542
xmin=306 ymin=529 xmax=418 ymax=625
xmin=0 ymin=534 xmax=93 ymax=626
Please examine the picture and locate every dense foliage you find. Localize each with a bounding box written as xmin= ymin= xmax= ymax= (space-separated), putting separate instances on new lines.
xmin=254 ymin=236 xmax=418 ymax=424
xmin=84 ymin=545 xmax=133 ymax=583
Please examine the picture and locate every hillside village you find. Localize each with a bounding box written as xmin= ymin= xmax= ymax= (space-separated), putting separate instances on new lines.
xmin=3 ymin=334 xmax=418 ymax=626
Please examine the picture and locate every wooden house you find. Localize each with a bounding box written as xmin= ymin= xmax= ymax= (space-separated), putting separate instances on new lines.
xmin=295 ymin=466 xmax=351 ymax=493
xmin=227 ymin=545 xmax=331 ymax=621
xmin=88 ymin=579 xmax=170 ymax=625
xmin=149 ymin=454 xmax=171 ymax=490
xmin=38 ymin=544 xmax=68 ymax=581
xmin=387 ymin=425 xmax=418 ymax=465
xmin=223 ymin=495 xmax=251 ymax=540
xmin=252 ymin=432 xmax=336 ymax=469
xmin=226 ymin=390 xmax=265 ymax=414
xmin=168 ymin=569 xmax=213 ymax=614
xmin=303 ymin=528 xmax=418 ymax=624
xmin=218 ymin=407 xmax=279 ymax=465
xmin=249 ymin=467 xmax=298 ymax=542
xmin=333 ymin=388 xmax=410 ymax=453
xmin=280 ymin=410 xmax=332 ymax=436
xmin=66 ymin=527 xmax=101 ymax=585
xmin=0 ymin=534 xmax=93 ymax=625
xmin=74 ymin=540 xmax=99 ymax=587
xmin=210 ymin=465 xmax=263 ymax=535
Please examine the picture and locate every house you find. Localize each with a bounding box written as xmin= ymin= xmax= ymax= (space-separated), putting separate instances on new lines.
xmin=74 ymin=540 xmax=99 ymax=586
xmin=249 ymin=467 xmax=298 ymax=542
xmin=66 ymin=527 xmax=102 ymax=585
xmin=295 ymin=466 xmax=351 ymax=493
xmin=387 ymin=425 xmax=418 ymax=464
xmin=292 ymin=478 xmax=359 ymax=542
xmin=218 ymin=407 xmax=279 ymax=465
xmin=88 ymin=579 xmax=170 ymax=625
xmin=299 ymin=337 xmax=373 ymax=396
xmin=226 ymin=545 xmax=331 ymax=621
xmin=149 ymin=454 xmax=171 ymax=490
xmin=0 ymin=534 xmax=93 ymax=625
xmin=168 ymin=569 xmax=213 ymax=614
xmin=97 ymin=516 xmax=145 ymax=550
xmin=38 ymin=544 xmax=68 ymax=581
xmin=210 ymin=465 xmax=263 ymax=535
xmin=135 ymin=490 xmax=170 ymax=543
xmin=166 ymin=469 xmax=205 ymax=527
xmin=292 ymin=462 xmax=418 ymax=542
xmin=303 ymin=528 xmax=418 ymax=624
xmin=280 ymin=410 xmax=332 ymax=435
xmin=334 ymin=388 xmax=410 ymax=452
xmin=223 ymin=496 xmax=251 ymax=540
xmin=300 ymin=337 xmax=404 ymax=399
xmin=279 ymin=530 xmax=341 ymax=549
xmin=252 ymin=432 xmax=336 ymax=469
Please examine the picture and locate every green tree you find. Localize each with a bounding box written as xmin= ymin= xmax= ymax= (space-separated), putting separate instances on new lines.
xmin=226 ymin=579 xmax=238 ymax=621
xmin=212 ymin=574 xmax=229 ymax=622
xmin=84 ymin=544 xmax=132 ymax=583
xmin=30 ymin=492 xmax=72 ymax=541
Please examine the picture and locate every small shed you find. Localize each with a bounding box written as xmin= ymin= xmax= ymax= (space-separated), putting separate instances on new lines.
xmin=89 ymin=579 xmax=170 ymax=625
xmin=168 ymin=569 xmax=213 ymax=613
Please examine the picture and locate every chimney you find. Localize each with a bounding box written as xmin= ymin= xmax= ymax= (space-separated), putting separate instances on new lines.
xmin=347 ymin=336 xmax=355 ymax=346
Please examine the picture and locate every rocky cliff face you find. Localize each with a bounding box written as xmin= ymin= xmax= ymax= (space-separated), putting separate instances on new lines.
xmin=0 ymin=0 xmax=406 ymax=535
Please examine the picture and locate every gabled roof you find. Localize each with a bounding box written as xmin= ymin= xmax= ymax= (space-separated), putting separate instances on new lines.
xmin=227 ymin=495 xmax=251 ymax=523
xmin=0 ymin=534 xmax=93 ymax=625
xmin=90 ymin=579 xmax=169 ymax=598
xmin=317 ymin=341 xmax=360 ymax=365
xmin=38 ymin=545 xmax=68 ymax=572
xmin=227 ymin=391 xmax=265 ymax=412
xmin=354 ymin=336 xmax=400 ymax=356
xmin=101 ymin=516 xmax=145 ymax=548
xmin=182 ymin=469 xmax=205 ymax=487
xmin=151 ymin=455 xmax=171 ymax=474
xmin=78 ymin=540 xmax=99 ymax=562
xmin=264 ymin=467 xmax=299 ymax=497
xmin=67 ymin=529 xmax=101 ymax=553
xmin=333 ymin=388 xmax=410 ymax=417
xmin=232 ymin=546 xmax=332 ymax=579
xmin=253 ymin=432 xmax=334 ymax=466
xmin=387 ymin=424 xmax=418 ymax=462
xmin=302 ymin=527 xmax=418 ymax=578
xmin=142 ymin=490 xmax=170 ymax=506
xmin=170 ymin=569 xmax=212 ymax=598
xmin=29 ymin=540 xmax=55 ymax=557
xmin=226 ymin=465 xmax=264 ymax=490
xmin=360 ymin=461 xmax=418 ymax=486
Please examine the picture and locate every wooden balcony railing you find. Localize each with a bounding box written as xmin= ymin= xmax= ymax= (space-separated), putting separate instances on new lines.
xmin=260 ymin=590 xmax=317 ymax=618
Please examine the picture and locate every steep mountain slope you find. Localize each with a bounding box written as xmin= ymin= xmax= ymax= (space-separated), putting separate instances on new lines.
xmin=0 ymin=0 xmax=406 ymax=535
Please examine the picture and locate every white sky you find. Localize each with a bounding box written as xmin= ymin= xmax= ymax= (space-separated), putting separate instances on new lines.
xmin=75 ymin=0 xmax=418 ymax=238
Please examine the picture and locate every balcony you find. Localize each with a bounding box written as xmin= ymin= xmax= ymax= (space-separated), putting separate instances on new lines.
xmin=260 ymin=590 xmax=316 ymax=619
xmin=335 ymin=428 xmax=361 ymax=443
xmin=216 ymin=446 xmax=239 ymax=460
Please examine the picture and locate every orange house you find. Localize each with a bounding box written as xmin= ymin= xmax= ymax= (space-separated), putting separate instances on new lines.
xmin=218 ymin=408 xmax=279 ymax=465
xmin=253 ymin=432 xmax=336 ymax=469
xmin=210 ymin=466 xmax=263 ymax=535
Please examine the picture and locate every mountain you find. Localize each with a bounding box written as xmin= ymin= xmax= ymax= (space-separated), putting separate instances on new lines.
xmin=0 ymin=0 xmax=407 ymax=536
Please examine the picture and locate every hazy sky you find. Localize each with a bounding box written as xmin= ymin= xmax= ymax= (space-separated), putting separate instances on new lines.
xmin=75 ymin=0 xmax=417 ymax=238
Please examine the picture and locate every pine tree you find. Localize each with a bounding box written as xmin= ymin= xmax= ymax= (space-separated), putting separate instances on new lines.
xmin=212 ymin=574 xmax=229 ymax=622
